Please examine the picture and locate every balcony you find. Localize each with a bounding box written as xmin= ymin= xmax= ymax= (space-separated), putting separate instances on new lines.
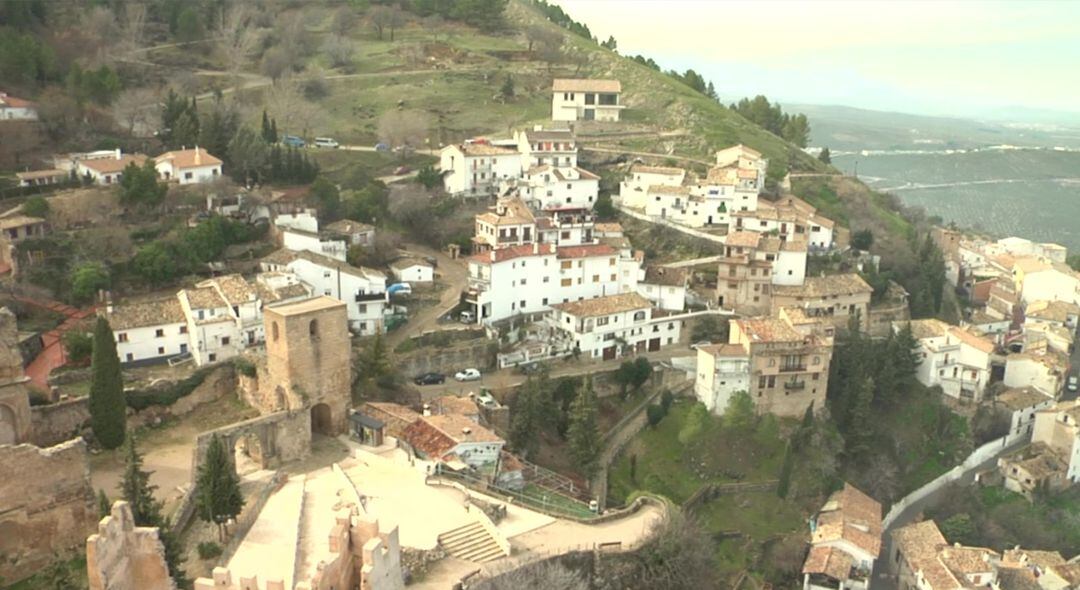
xmin=784 ymin=380 xmax=806 ymax=390
xmin=355 ymin=292 xmax=386 ymax=303
xmin=779 ymin=365 xmax=807 ymax=373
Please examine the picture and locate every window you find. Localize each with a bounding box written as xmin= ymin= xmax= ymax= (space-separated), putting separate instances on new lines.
xmin=592 ymin=274 xmax=600 ymax=283
xmin=155 ymin=328 xmax=164 ymax=338
xmin=561 ymin=278 xmax=572 ymax=287
xmin=520 ymin=300 xmax=526 ymax=308
xmin=611 ymin=274 xmax=617 ymax=281
xmin=222 ymin=336 xmax=231 ymax=346
xmin=184 ymin=172 xmax=193 ymax=180
xmin=157 ymin=346 xmax=165 ymax=355
xmin=126 ymin=353 xmax=133 ymax=362
xmin=209 ymin=353 xmax=217 ymax=362
xmin=767 ymin=376 xmax=776 ymax=388
xmin=561 ymin=261 xmax=572 ymax=270
xmin=633 ymin=311 xmax=646 ymax=321
xmin=543 ymin=276 xmax=550 ymax=283
xmin=542 ymin=298 xmax=549 ymax=305
xmin=323 ymin=270 xmax=332 ymax=278
xmin=759 ymin=376 xmax=766 ymax=388
xmin=180 ymin=326 xmax=187 ymax=334
xmin=118 ymin=333 xmax=129 ymax=343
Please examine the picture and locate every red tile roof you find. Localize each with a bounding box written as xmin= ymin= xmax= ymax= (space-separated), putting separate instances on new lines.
xmin=467 ymin=243 xmax=555 ymax=265
xmin=556 ymin=243 xmax=616 ymax=259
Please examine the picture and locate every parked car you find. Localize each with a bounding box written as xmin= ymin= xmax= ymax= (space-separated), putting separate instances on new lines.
xmin=459 ymin=310 xmax=475 ymax=324
xmin=314 ymin=137 xmax=339 ymax=148
xmin=393 ymin=165 xmax=411 ymax=175
xmin=474 ymin=389 xmax=499 ymax=409
xmin=387 ymin=283 xmax=412 ymax=297
xmin=413 ymin=372 xmax=446 ymax=385
xmin=374 ymin=142 xmax=390 ymax=152
xmin=282 ymin=135 xmax=305 ymax=148
xmin=455 ymin=368 xmax=481 ymax=382
xmin=1068 ymin=375 xmax=1078 ymax=392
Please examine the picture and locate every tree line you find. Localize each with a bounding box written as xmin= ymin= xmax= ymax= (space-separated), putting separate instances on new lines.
xmin=729 ymin=96 xmax=811 ymax=148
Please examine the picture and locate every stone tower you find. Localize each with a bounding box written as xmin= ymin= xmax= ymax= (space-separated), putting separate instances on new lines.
xmin=0 ymin=307 xmax=30 ymax=445
xmin=262 ymin=296 xmax=351 ymax=435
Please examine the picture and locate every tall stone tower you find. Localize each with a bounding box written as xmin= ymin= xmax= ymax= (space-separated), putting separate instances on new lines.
xmin=262 ymin=296 xmax=351 ymax=435
xmin=0 ymin=307 xmax=30 ymax=445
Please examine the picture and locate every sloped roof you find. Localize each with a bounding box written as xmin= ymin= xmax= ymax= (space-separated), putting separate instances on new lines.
xmin=155 ymin=147 xmax=222 ymax=169
xmin=630 ymin=164 xmax=684 ymax=176
xmin=772 ymin=273 xmax=873 ymax=299
xmin=812 ymin=483 xmax=883 ymax=558
xmin=108 ymin=298 xmax=186 ymax=330
xmin=325 ymin=219 xmax=375 ymax=234
xmin=551 ymin=292 xmax=651 ymax=318
xmin=735 ymin=317 xmax=803 ymax=344
xmin=182 ymin=286 xmax=228 ymax=310
xmin=802 ymin=546 xmax=853 ymax=580
xmin=996 ymin=387 xmax=1053 ymax=412
xmin=79 ymin=153 xmax=148 ymax=174
xmin=556 ymin=243 xmax=616 ymax=259
xmin=467 ymin=243 xmax=555 ymax=265
xmin=552 ymin=79 xmax=621 ymax=93
xmin=642 ymin=266 xmax=687 ymax=287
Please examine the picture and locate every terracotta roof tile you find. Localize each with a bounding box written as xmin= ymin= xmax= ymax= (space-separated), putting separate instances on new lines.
xmin=107 ymin=297 xmax=186 ymax=330
xmin=802 ymin=546 xmax=853 ymax=580
xmin=155 ymin=147 xmax=222 ymax=169
xmin=467 ymin=243 xmax=555 ymax=264
xmin=79 ymin=153 xmax=148 ymax=174
xmin=772 ymin=273 xmax=872 ymax=299
xmin=551 ymin=292 xmax=651 ymax=318
xmin=552 ymin=78 xmax=621 ymax=93
xmin=812 ymin=483 xmax=883 ymax=558
xmin=556 ymin=243 xmax=616 ymax=259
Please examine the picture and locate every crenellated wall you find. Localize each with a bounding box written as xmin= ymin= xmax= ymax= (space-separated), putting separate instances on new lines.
xmin=86 ymin=501 xmax=175 ymax=590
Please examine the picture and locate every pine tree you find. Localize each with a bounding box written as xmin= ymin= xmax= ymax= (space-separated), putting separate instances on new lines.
xmin=120 ymin=436 xmax=161 ymax=526
xmin=567 ymin=378 xmax=600 ymax=476
xmin=97 ymin=489 xmax=111 ymax=519
xmin=270 ymin=118 xmax=278 ymax=143
xmin=500 ymin=74 xmax=514 ymax=99
xmin=508 ymin=378 xmax=540 ymax=458
xmin=844 ymin=377 xmax=875 ymax=461
xmin=89 ymin=316 xmax=125 ymax=449
xmin=195 ymin=435 xmax=245 ymax=541
xmin=776 ymin=441 xmax=794 ymax=498
xmin=261 ymin=109 xmax=273 ymax=142
xmin=893 ymin=323 xmax=922 ymax=378
xmin=818 ymin=147 xmax=831 ymax=164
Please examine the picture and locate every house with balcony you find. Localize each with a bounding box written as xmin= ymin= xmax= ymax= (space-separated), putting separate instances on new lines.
xmin=899 ymin=318 xmax=994 ymax=401
xmin=727 ymin=309 xmax=833 ymax=418
xmin=771 ymin=274 xmax=873 ymax=333
xmin=534 ymin=207 xmax=596 ymax=247
xmin=1024 ymin=299 xmax=1080 ymax=331
xmin=994 ymin=386 xmax=1056 ymax=437
xmin=261 ymin=249 xmax=387 ymax=334
xmin=732 ymin=196 xmax=836 ymax=252
xmin=551 ymin=79 xmax=623 ymax=122
xmin=695 ymin=342 xmax=750 ymax=414
xmin=715 ymin=231 xmax=808 ymax=315
xmin=548 ymin=292 xmax=680 ymax=360
xmin=517 ymin=164 xmax=600 ymax=210
xmin=714 ymin=144 xmax=768 ymax=186
xmin=472 ymin=196 xmax=536 ymax=253
xmin=802 ymin=483 xmax=882 ymax=590
xmin=439 ymin=140 xmax=522 ymax=196
xmin=514 ymin=127 xmax=577 ymax=168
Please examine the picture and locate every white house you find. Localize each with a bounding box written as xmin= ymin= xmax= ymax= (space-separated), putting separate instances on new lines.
xmin=636 ymin=266 xmax=687 ymax=311
xmin=803 ymin=483 xmax=882 ymax=590
xmin=1003 ymin=351 xmax=1068 ymax=396
xmin=177 ymin=285 xmax=243 ymax=366
xmin=1025 ymin=300 xmax=1080 ymax=331
xmin=403 ymin=414 xmax=504 ymax=468
xmin=389 ymin=258 xmax=434 ymax=284
xmin=281 ymin=227 xmax=348 ymax=262
xmin=715 ymin=144 xmax=768 ymax=188
xmin=16 ymin=169 xmax=68 ymax=188
xmin=273 ymin=209 xmax=320 ymax=233
xmin=1017 ymin=261 xmax=1080 ymax=306
xmin=901 ymin=319 xmax=994 ymax=401
xmin=76 ymin=150 xmax=148 ymax=185
xmin=325 ymin=219 xmax=376 ymax=246
xmin=154 ymin=147 xmax=223 ymax=184
xmin=514 ymin=127 xmax=577 ymax=168
xmin=268 ymin=249 xmax=387 ymax=334
xmin=108 ymin=298 xmax=190 ymax=365
xmin=549 ymin=292 xmax=681 ymax=360
xmin=694 ymin=342 xmax=750 ymax=414
xmin=551 ymin=79 xmax=623 ymax=122
xmin=518 ymin=165 xmax=599 ymax=210
xmin=619 ymin=164 xmax=686 ymax=210
xmin=732 ymin=196 xmax=836 ymax=252
xmin=995 ymin=387 xmax=1055 ymax=437
xmin=535 ymin=207 xmax=597 ymax=247
xmin=439 ymin=140 xmax=522 ymax=196
xmin=0 ymin=91 xmax=37 ymax=120
xmin=472 ymin=197 xmax=536 ymax=252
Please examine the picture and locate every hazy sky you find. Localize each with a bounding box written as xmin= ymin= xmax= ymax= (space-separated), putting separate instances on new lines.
xmin=556 ymin=0 xmax=1080 ymax=118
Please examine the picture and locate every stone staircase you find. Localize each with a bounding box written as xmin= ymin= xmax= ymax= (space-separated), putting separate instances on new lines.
xmin=437 ymin=521 xmax=506 ymax=563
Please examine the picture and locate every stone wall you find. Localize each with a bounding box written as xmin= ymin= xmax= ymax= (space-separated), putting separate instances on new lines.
xmin=0 ymin=439 xmax=97 ymax=584
xmin=869 ymin=300 xmax=911 ymax=338
xmin=397 ymin=339 xmax=495 ymax=377
xmin=191 ymin=410 xmax=311 ymax=476
xmin=86 ymin=501 xmax=175 ymax=590
xmin=30 ymin=396 xmax=89 ymax=447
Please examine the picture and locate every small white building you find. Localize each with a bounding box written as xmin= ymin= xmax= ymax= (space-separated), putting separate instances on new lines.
xmin=514 ymin=127 xmax=577 ymax=168
xmin=636 ymin=266 xmax=687 ymax=311
xmin=901 ymin=319 xmax=994 ymax=401
xmin=403 ymin=414 xmax=505 ymax=468
xmin=76 ymin=150 xmax=148 ymax=185
xmin=551 ymin=79 xmax=623 ymax=122
xmin=108 ymin=298 xmax=190 ymax=365
xmin=1003 ymin=351 xmax=1068 ymax=396
xmin=802 ymin=483 xmax=882 ymax=590
xmin=694 ymin=342 xmax=750 ymax=414
xmin=389 ymin=258 xmax=434 ymax=284
xmin=472 ymin=197 xmax=536 ymax=252
xmin=995 ymin=387 xmax=1056 ymax=437
xmin=1025 ymin=299 xmax=1080 ymax=331
xmin=619 ymin=164 xmax=686 ymax=210
xmin=0 ymin=91 xmax=37 ymax=120
xmin=549 ymin=292 xmax=681 ymax=360
xmin=154 ymin=147 xmax=223 ymax=184
xmin=1017 ymin=261 xmax=1080 ymax=306
xmin=325 ymin=219 xmax=376 ymax=246
xmin=16 ymin=169 xmax=68 ymax=188
xmin=178 ymin=285 xmax=242 ymax=366
xmin=518 ymin=165 xmax=599 ymax=211
xmin=266 ymin=249 xmax=387 ymax=334
xmin=439 ymin=141 xmax=522 ymax=197
xmin=282 ymin=227 xmax=348 ymax=262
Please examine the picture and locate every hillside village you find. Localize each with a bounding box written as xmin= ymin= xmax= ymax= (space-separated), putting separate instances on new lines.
xmin=1 ymin=1 xmax=1080 ymax=590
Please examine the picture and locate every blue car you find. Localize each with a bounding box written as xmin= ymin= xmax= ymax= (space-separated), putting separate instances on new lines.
xmin=375 ymin=142 xmax=390 ymax=152
xmin=282 ymin=135 xmax=305 ymax=148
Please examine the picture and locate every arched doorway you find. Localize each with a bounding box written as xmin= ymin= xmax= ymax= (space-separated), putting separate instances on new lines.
xmin=0 ymin=404 xmax=16 ymax=446
xmin=233 ymin=432 xmax=264 ymax=476
xmin=311 ymin=403 xmax=333 ymax=436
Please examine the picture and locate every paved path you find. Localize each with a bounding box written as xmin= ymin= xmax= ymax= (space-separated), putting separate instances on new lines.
xmin=869 ymin=435 xmax=1029 ymax=590
xmin=660 ymin=255 xmax=725 ymax=268
xmin=14 ymin=296 xmax=95 ymax=389
xmin=386 ymin=242 xmax=469 ymax=349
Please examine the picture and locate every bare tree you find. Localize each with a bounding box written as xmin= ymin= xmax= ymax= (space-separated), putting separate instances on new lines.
xmin=332 ymin=6 xmax=357 ymax=36
xmin=631 ymin=511 xmax=717 ymax=590
xmin=112 ymin=88 xmax=158 ymax=137
xmin=377 ymin=109 xmax=429 ymax=156
xmin=387 ymin=6 xmax=404 ymax=42
xmin=423 ymin=14 xmax=444 ymax=41
xmin=370 ymin=6 xmax=391 ymax=40
xmin=123 ymin=3 xmax=147 ymax=51
xmin=524 ymin=24 xmax=548 ymax=52
xmin=321 ymin=35 xmax=355 ymax=69
xmin=268 ymin=76 xmax=321 ymax=139
xmin=86 ymin=6 xmax=118 ymax=53
xmin=535 ymin=30 xmax=564 ymax=70
xmin=219 ymin=4 xmax=258 ymax=89
xmin=478 ymin=560 xmax=588 ymax=590
xmin=261 ymin=46 xmax=291 ymax=83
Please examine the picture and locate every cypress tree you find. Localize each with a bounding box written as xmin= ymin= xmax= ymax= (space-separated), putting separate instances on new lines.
xmin=89 ymin=316 xmax=125 ymax=449
xmin=120 ymin=436 xmax=161 ymax=526
xmin=777 ymin=441 xmax=794 ymax=498
xmin=567 ymin=378 xmax=600 ymax=476
xmin=97 ymin=489 xmax=111 ymax=519
xmin=195 ymin=435 xmax=245 ymax=541
xmin=508 ymin=378 xmax=540 ymax=458
xmin=261 ymin=110 xmax=273 ymax=143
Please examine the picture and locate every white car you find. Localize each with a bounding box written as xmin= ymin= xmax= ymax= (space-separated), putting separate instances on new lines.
xmin=313 ymin=137 xmax=339 ymax=148
xmin=1068 ymin=375 xmax=1078 ymax=392
xmin=474 ymin=390 xmax=499 ymax=409
xmin=455 ymin=368 xmax=481 ymax=382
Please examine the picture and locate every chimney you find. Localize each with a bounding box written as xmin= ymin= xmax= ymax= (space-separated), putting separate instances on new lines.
xmin=422 ymin=404 xmax=431 ymax=417
xmin=462 ymin=427 xmax=472 ymax=435
xmin=533 ymin=242 xmax=539 ymax=254
xmin=489 ymin=250 xmax=496 ymax=262
xmin=194 ymin=146 xmax=201 ymax=165
xmin=114 ymin=148 xmax=121 ymax=160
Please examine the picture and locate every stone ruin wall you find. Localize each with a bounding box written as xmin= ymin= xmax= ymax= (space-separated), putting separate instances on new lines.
xmin=86 ymin=501 xmax=175 ymax=590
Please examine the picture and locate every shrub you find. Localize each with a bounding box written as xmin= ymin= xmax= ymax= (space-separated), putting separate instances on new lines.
xmin=197 ymin=541 xmax=223 ymax=560
xmin=22 ymin=195 xmax=50 ymax=218
xmin=646 ymin=403 xmax=666 ymax=427
xmin=126 ymin=366 xmax=214 ymax=410
xmin=232 ymin=357 xmax=256 ymax=378
xmin=63 ymin=330 xmax=93 ymax=364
